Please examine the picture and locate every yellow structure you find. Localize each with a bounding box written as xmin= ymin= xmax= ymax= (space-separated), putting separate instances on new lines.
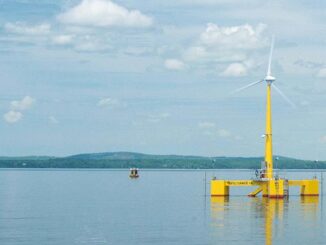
xmin=211 ymin=178 xmax=319 ymax=198
xmin=289 ymin=179 xmax=319 ymax=196
xmin=264 ymin=84 xmax=273 ymax=180
xmin=211 ymin=44 xmax=319 ymax=198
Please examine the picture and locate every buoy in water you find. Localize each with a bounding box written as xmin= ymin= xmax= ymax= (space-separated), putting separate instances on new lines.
xmin=129 ymin=168 xmax=139 ymax=178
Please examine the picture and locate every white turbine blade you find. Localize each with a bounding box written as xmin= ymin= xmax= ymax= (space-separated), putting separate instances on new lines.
xmin=272 ymin=84 xmax=296 ymax=108
xmin=267 ymin=36 xmax=275 ymax=76
xmin=230 ymin=80 xmax=263 ymax=95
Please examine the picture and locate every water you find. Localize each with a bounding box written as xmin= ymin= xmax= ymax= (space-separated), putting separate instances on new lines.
xmin=0 ymin=169 xmax=324 ymax=244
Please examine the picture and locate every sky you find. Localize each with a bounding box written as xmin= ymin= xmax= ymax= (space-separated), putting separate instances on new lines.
xmin=0 ymin=0 xmax=325 ymax=159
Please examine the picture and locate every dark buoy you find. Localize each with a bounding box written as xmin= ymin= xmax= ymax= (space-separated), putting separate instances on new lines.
xmin=129 ymin=168 xmax=139 ymax=178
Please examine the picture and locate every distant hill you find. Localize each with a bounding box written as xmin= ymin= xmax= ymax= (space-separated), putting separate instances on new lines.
xmin=67 ymin=152 xmax=206 ymax=160
xmin=0 ymin=152 xmax=324 ymax=169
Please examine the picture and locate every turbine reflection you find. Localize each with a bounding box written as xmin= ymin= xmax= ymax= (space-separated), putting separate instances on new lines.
xmin=210 ymin=197 xmax=318 ymax=245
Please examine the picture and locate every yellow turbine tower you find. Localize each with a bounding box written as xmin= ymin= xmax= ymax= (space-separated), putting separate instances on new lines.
xmin=264 ymin=80 xmax=273 ymax=180
xmin=211 ymin=37 xmax=319 ymax=198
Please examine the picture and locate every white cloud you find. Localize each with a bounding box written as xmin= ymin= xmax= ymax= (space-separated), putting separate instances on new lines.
xmin=200 ymin=23 xmax=266 ymax=49
xmin=49 ymin=116 xmax=59 ymax=124
xmin=198 ymin=121 xmax=232 ymax=139
xmin=97 ymin=98 xmax=119 ymax=107
xmin=184 ymin=46 xmax=247 ymax=63
xmin=300 ymin=100 xmax=310 ymax=107
xmin=201 ymin=126 xmax=234 ymax=139
xmin=75 ymin=42 xmax=100 ymax=52
xmin=4 ymin=22 xmax=50 ymax=35
xmin=198 ymin=121 xmax=216 ymax=129
xmin=73 ymin=35 xmax=112 ymax=52
xmin=4 ymin=111 xmax=23 ymax=123
xmin=52 ymin=35 xmax=74 ymax=45
xmin=58 ymin=0 xmax=152 ymax=28
xmin=320 ymin=136 xmax=326 ymax=144
xmin=217 ymin=129 xmax=231 ymax=138
xmin=183 ymin=23 xmax=267 ymax=66
xmin=221 ymin=63 xmax=248 ymax=77
xmin=3 ymin=96 xmax=34 ymax=124
xmin=234 ymin=135 xmax=243 ymax=141
xmin=317 ymin=67 xmax=326 ymax=78
xmin=148 ymin=113 xmax=170 ymax=123
xmin=164 ymin=59 xmax=185 ymax=71
xmin=184 ymin=46 xmax=207 ymax=61
xmin=10 ymin=96 xmax=35 ymax=111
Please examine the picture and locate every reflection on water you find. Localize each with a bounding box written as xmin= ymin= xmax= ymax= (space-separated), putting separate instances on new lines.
xmin=211 ymin=196 xmax=319 ymax=245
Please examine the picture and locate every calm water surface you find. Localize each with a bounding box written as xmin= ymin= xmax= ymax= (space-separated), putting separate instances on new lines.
xmin=0 ymin=169 xmax=324 ymax=245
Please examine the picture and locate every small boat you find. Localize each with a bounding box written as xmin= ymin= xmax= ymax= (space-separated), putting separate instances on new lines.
xmin=129 ymin=168 xmax=139 ymax=178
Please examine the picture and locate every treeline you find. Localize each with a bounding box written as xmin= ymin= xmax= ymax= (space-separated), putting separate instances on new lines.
xmin=0 ymin=153 xmax=324 ymax=169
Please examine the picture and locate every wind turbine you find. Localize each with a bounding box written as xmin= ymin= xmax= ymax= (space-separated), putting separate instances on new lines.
xmin=210 ymin=40 xmax=319 ymax=198
xmin=231 ymin=37 xmax=295 ymax=180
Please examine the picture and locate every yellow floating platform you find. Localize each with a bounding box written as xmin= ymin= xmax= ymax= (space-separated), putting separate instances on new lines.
xmin=211 ymin=178 xmax=319 ymax=198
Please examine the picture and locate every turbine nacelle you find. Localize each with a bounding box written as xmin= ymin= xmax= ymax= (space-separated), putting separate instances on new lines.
xmin=265 ymin=75 xmax=275 ymax=83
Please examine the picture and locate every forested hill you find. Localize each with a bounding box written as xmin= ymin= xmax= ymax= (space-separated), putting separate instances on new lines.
xmin=0 ymin=152 xmax=324 ymax=169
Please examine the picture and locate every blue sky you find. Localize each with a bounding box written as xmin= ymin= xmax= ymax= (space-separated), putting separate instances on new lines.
xmin=0 ymin=0 xmax=325 ymax=159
